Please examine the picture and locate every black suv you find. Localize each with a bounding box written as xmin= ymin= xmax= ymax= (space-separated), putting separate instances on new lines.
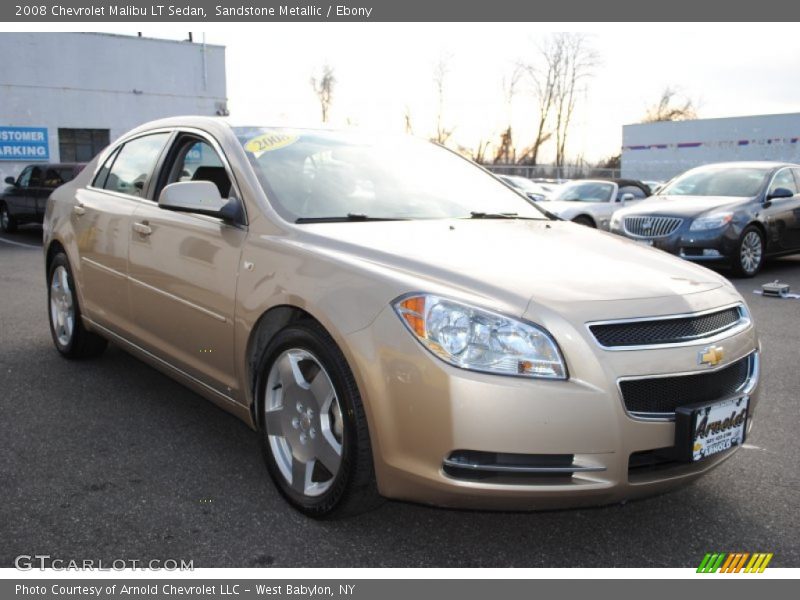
xmin=611 ymin=161 xmax=800 ymax=277
xmin=1 ymin=163 xmax=85 ymax=232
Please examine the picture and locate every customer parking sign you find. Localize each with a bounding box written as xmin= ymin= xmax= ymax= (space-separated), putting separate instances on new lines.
xmin=0 ymin=127 xmax=49 ymax=161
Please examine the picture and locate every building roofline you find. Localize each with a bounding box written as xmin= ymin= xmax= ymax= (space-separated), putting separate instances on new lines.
xmin=74 ymin=32 xmax=225 ymax=49
xmin=623 ymin=111 xmax=800 ymax=128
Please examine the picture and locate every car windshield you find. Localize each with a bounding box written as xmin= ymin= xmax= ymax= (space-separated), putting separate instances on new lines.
xmin=658 ymin=166 xmax=770 ymax=197
xmin=553 ymin=181 xmax=614 ymax=203
xmin=503 ymin=176 xmax=543 ymax=194
xmin=235 ymin=128 xmax=549 ymax=222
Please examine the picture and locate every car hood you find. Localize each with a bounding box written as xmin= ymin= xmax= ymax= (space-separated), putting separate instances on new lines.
xmin=294 ymin=219 xmax=727 ymax=317
xmin=618 ymin=195 xmax=751 ymax=218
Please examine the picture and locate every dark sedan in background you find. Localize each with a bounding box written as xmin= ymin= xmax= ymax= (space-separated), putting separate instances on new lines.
xmin=1 ymin=163 xmax=85 ymax=232
xmin=611 ymin=162 xmax=800 ymax=277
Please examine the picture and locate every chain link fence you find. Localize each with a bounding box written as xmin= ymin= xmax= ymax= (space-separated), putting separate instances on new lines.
xmin=482 ymin=164 xmax=622 ymax=181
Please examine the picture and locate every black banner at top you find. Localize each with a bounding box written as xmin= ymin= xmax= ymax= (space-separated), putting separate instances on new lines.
xmin=3 ymin=0 xmax=800 ymax=22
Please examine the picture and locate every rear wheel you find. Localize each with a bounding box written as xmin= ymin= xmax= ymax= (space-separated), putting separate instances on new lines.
xmin=47 ymin=253 xmax=108 ymax=358
xmin=731 ymin=226 xmax=764 ymax=278
xmin=572 ymin=215 xmax=595 ymax=228
xmin=256 ymin=321 xmax=381 ymax=518
xmin=0 ymin=203 xmax=17 ymax=233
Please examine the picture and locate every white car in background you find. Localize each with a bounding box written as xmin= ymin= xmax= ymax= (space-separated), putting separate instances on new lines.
xmin=497 ymin=175 xmax=548 ymax=202
xmin=545 ymin=178 xmax=651 ymax=229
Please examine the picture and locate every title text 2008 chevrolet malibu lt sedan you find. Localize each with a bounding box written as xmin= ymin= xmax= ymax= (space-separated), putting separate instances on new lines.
xmin=43 ymin=117 xmax=760 ymax=517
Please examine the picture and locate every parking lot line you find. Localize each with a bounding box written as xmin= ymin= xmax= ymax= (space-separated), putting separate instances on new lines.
xmin=0 ymin=236 xmax=40 ymax=249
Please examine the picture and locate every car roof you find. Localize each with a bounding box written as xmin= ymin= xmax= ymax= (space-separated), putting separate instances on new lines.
xmin=567 ymin=178 xmax=648 ymax=188
xmin=124 ymin=115 xmax=336 ymax=136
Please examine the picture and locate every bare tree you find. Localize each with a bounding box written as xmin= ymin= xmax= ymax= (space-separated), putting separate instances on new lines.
xmin=431 ymin=55 xmax=454 ymax=144
xmin=310 ymin=65 xmax=336 ymax=123
xmin=642 ymin=87 xmax=697 ymax=123
xmin=518 ymin=33 xmax=597 ymax=166
xmin=517 ymin=38 xmax=561 ymax=165
xmin=494 ymin=66 xmax=523 ymax=164
xmin=403 ymin=105 xmax=414 ymax=134
xmin=552 ymin=33 xmax=598 ymax=167
xmin=472 ymin=139 xmax=491 ymax=163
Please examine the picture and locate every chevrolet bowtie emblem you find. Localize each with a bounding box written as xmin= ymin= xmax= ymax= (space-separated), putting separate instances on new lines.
xmin=699 ymin=345 xmax=724 ymax=367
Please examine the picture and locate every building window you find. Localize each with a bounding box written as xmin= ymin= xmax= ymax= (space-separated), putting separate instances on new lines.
xmin=58 ymin=129 xmax=110 ymax=163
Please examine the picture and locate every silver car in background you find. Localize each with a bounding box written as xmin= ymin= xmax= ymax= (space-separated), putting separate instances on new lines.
xmin=544 ymin=179 xmax=651 ymax=229
xmin=497 ymin=175 xmax=548 ymax=202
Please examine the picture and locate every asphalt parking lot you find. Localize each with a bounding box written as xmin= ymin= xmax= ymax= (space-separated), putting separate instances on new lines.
xmin=1 ymin=225 xmax=799 ymax=568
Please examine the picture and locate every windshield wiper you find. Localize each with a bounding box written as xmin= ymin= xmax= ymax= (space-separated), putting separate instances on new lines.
xmin=295 ymin=213 xmax=409 ymax=224
xmin=468 ymin=211 xmax=519 ymax=219
xmin=467 ymin=212 xmax=545 ymax=220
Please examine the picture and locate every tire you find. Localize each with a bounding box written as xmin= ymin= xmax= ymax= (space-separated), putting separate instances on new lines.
xmin=572 ymin=215 xmax=595 ymax=228
xmin=731 ymin=226 xmax=765 ymax=278
xmin=255 ymin=321 xmax=382 ymax=518
xmin=0 ymin=203 xmax=17 ymax=233
xmin=47 ymin=252 xmax=108 ymax=358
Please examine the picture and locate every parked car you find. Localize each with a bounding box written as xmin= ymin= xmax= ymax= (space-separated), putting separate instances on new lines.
xmin=531 ymin=178 xmax=566 ymax=197
xmin=611 ymin=162 xmax=800 ymax=277
xmin=545 ymin=178 xmax=651 ymax=229
xmin=643 ymin=180 xmax=665 ymax=194
xmin=1 ymin=163 xmax=85 ymax=232
xmin=44 ymin=117 xmax=760 ymax=516
xmin=497 ymin=175 xmax=548 ymax=201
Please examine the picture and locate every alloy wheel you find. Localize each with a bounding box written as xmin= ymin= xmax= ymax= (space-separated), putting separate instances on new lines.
xmin=263 ymin=348 xmax=344 ymax=497
xmin=740 ymin=230 xmax=763 ymax=275
xmin=50 ymin=265 xmax=75 ymax=346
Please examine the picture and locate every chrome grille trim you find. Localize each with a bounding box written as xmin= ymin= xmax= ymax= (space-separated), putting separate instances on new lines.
xmin=623 ymin=215 xmax=683 ymax=238
xmin=617 ymin=351 xmax=759 ymax=422
xmin=585 ymin=303 xmax=751 ymax=351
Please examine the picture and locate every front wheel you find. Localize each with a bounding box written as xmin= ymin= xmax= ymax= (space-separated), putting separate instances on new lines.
xmin=256 ymin=321 xmax=381 ymax=518
xmin=731 ymin=226 xmax=765 ymax=278
xmin=0 ymin=203 xmax=17 ymax=233
xmin=47 ymin=253 xmax=108 ymax=358
xmin=572 ymin=215 xmax=595 ymax=228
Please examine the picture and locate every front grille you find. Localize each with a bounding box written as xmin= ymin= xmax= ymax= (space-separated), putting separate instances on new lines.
xmin=590 ymin=307 xmax=743 ymax=348
xmin=624 ymin=215 xmax=682 ymax=238
xmin=619 ymin=354 xmax=751 ymax=418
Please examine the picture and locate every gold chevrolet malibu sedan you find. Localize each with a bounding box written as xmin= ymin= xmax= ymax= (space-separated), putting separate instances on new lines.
xmin=43 ymin=117 xmax=760 ymax=517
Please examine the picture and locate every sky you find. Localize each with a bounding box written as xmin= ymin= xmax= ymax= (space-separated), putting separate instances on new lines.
xmin=76 ymin=23 xmax=800 ymax=163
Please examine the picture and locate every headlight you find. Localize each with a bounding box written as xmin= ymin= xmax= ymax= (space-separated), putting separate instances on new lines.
xmin=610 ymin=213 xmax=623 ymax=229
xmin=393 ymin=294 xmax=567 ymax=379
xmin=689 ymin=212 xmax=734 ymax=231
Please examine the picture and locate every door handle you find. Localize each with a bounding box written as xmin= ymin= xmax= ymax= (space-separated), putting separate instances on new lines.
xmin=132 ymin=221 xmax=152 ymax=236
xmin=73 ymin=204 xmax=86 ymax=216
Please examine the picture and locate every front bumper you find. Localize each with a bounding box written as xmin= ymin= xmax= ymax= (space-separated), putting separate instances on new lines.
xmin=343 ymin=295 xmax=760 ymax=510
xmin=612 ymin=221 xmax=741 ymax=264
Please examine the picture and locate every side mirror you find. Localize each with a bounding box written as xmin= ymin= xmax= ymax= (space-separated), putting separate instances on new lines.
xmin=767 ymin=187 xmax=794 ymax=200
xmin=158 ymin=181 xmax=243 ymax=223
xmin=619 ymin=193 xmax=635 ymax=203
xmin=4 ymin=176 xmax=16 ymax=185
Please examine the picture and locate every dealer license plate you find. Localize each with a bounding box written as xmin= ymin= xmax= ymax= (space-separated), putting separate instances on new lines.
xmin=635 ymin=239 xmax=653 ymax=247
xmin=676 ymin=396 xmax=749 ymax=462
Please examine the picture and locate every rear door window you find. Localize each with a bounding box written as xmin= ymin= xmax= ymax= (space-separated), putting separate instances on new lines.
xmin=101 ymin=133 xmax=170 ymax=198
xmin=28 ymin=166 xmax=43 ymax=187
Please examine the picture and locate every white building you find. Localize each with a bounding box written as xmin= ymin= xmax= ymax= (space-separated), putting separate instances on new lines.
xmin=622 ymin=112 xmax=800 ymax=181
xmin=0 ymin=32 xmax=227 ymax=182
